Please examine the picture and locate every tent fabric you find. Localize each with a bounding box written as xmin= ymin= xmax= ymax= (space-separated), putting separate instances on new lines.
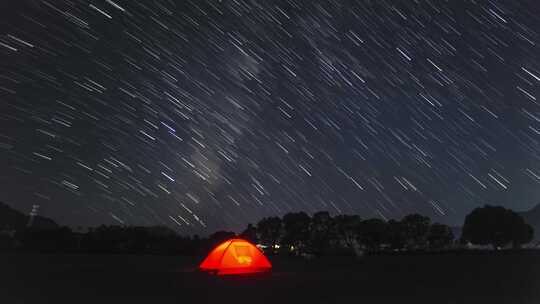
xmin=200 ymin=238 xmax=272 ymax=275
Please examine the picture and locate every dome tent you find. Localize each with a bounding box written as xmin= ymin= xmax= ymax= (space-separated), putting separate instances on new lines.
xmin=200 ymin=238 xmax=272 ymax=275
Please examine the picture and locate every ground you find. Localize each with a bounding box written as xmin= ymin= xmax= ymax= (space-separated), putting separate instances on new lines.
xmin=3 ymin=251 xmax=540 ymax=304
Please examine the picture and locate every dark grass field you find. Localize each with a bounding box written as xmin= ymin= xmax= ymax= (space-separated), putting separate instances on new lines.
xmin=3 ymin=251 xmax=540 ymax=304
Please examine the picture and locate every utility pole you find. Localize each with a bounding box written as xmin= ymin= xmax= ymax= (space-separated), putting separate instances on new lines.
xmin=27 ymin=204 xmax=40 ymax=228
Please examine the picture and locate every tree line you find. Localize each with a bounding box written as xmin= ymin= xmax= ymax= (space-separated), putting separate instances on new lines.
xmin=1 ymin=225 xmax=207 ymax=255
xmin=0 ymin=205 xmax=534 ymax=256
xmin=237 ymin=205 xmax=534 ymax=256
xmin=238 ymin=212 xmax=454 ymax=256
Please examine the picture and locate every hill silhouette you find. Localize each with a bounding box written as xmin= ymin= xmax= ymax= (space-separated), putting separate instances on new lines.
xmin=520 ymin=203 xmax=540 ymax=242
xmin=0 ymin=202 xmax=58 ymax=231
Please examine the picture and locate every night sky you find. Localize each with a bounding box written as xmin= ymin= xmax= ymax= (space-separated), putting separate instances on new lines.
xmin=1 ymin=0 xmax=539 ymax=234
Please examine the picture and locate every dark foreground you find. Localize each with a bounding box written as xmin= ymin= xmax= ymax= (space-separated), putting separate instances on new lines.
xmin=4 ymin=251 xmax=540 ymax=304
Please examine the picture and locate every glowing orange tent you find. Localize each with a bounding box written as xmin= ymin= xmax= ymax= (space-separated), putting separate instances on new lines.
xmin=199 ymin=238 xmax=272 ymax=275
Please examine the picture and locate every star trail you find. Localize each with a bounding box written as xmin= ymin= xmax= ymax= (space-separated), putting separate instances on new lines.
xmin=0 ymin=0 xmax=539 ymax=234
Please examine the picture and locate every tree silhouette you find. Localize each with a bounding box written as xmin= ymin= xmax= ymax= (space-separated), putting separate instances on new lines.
xmin=359 ymin=218 xmax=387 ymax=252
xmin=208 ymin=231 xmax=236 ymax=247
xmin=257 ymin=216 xmax=282 ymax=253
xmin=462 ymin=205 xmax=534 ymax=249
xmin=401 ymin=214 xmax=431 ymax=249
xmin=334 ymin=214 xmax=362 ymax=256
xmin=310 ymin=211 xmax=335 ymax=255
xmin=282 ymin=212 xmax=311 ymax=254
xmin=239 ymin=223 xmax=258 ymax=244
xmin=385 ymin=219 xmax=406 ymax=250
xmin=427 ymin=223 xmax=454 ymax=249
xmin=514 ymin=222 xmax=534 ymax=248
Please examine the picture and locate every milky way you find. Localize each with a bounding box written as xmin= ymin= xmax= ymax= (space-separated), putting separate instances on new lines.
xmin=1 ymin=0 xmax=539 ymax=234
